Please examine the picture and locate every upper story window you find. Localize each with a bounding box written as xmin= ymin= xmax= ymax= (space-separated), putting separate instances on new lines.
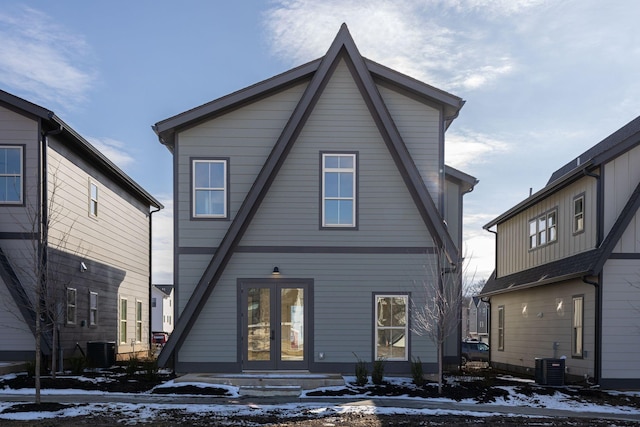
xmin=89 ymin=181 xmax=99 ymax=217
xmin=528 ymin=209 xmax=558 ymax=250
xmin=89 ymin=291 xmax=98 ymax=326
xmin=321 ymin=153 xmax=356 ymax=228
xmin=193 ymin=159 xmax=227 ymax=218
xmin=0 ymin=146 xmax=23 ymax=204
xmin=573 ymin=195 xmax=584 ymax=234
xmin=66 ymin=288 xmax=77 ymax=325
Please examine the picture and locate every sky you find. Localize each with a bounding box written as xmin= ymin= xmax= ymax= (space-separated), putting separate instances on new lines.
xmin=1 ymin=0 xmax=639 ymax=285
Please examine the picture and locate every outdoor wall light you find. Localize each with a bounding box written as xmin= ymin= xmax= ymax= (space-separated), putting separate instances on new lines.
xmin=272 ymin=266 xmax=280 ymax=275
xmin=80 ymin=262 xmax=87 ymax=272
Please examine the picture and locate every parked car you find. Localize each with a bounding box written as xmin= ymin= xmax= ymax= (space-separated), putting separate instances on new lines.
xmin=152 ymin=332 xmax=169 ymax=345
xmin=461 ymin=341 xmax=489 ymax=365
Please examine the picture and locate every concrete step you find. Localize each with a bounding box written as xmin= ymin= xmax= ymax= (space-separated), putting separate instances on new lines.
xmin=176 ymin=371 xmax=344 ymax=396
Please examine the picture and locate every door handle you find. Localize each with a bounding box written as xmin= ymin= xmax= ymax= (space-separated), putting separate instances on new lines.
xmin=270 ymin=330 xmax=275 ymax=340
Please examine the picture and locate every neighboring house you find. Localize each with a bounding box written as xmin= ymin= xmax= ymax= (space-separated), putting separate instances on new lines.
xmin=481 ymin=116 xmax=640 ymax=388
xmin=153 ymin=24 xmax=477 ymax=375
xmin=152 ymin=284 xmax=174 ymax=334
xmin=467 ymin=297 xmax=489 ymax=343
xmin=0 ymin=90 xmax=162 ymax=366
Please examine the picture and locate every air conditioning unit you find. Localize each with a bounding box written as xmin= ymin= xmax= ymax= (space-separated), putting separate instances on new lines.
xmin=535 ymin=358 xmax=565 ymax=386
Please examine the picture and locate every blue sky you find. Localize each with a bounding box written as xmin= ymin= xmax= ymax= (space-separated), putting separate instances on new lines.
xmin=1 ymin=1 xmax=639 ymax=285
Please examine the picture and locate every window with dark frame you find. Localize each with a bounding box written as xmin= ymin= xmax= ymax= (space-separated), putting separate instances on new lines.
xmin=528 ymin=209 xmax=558 ymax=249
xmin=193 ymin=159 xmax=227 ymax=218
xmin=0 ymin=146 xmax=23 ymax=204
xmin=574 ymin=195 xmax=584 ymax=234
xmin=497 ymin=305 xmax=505 ymax=351
xmin=572 ymin=295 xmax=584 ymax=357
xmin=374 ymin=294 xmax=408 ymax=361
xmin=322 ymin=153 xmax=356 ymax=227
xmin=66 ymin=288 xmax=77 ymax=325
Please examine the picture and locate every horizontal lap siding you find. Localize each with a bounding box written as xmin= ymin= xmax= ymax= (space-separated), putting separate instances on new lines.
xmin=176 ymin=83 xmax=308 ymax=248
xmin=178 ymin=252 xmax=439 ymax=364
xmin=489 ymin=281 xmax=595 ymax=378
xmin=497 ymin=177 xmax=597 ymax=277
xmin=601 ymin=260 xmax=640 ymax=379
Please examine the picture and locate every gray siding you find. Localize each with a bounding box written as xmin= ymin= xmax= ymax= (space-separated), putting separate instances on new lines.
xmin=488 ymin=280 xmax=595 ymax=379
xmin=601 ymin=259 xmax=640 ymax=380
xmin=496 ymin=176 xmax=598 ymax=277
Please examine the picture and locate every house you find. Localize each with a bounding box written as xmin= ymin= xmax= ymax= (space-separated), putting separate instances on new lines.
xmin=481 ymin=116 xmax=640 ymax=389
xmin=152 ymin=284 xmax=174 ymax=334
xmin=0 ymin=89 xmax=162 ymax=367
xmin=153 ymin=24 xmax=477 ymax=375
xmin=466 ymin=297 xmax=489 ymax=343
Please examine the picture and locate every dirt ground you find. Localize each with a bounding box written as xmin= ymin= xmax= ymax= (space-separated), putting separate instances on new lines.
xmin=1 ymin=367 xmax=639 ymax=426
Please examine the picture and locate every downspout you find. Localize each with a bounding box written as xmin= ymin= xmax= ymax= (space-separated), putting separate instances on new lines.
xmin=582 ymin=168 xmax=601 ymax=385
xmin=582 ymin=275 xmax=600 ymax=385
xmin=149 ymin=206 xmax=161 ymax=351
xmin=486 ymin=228 xmax=498 ymax=277
xmin=480 ymin=296 xmax=491 ymax=364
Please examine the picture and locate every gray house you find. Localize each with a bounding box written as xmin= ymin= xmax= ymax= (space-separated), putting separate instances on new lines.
xmin=481 ymin=116 xmax=640 ymax=388
xmin=0 ymin=89 xmax=162 ymax=366
xmin=153 ymin=24 xmax=477 ymax=375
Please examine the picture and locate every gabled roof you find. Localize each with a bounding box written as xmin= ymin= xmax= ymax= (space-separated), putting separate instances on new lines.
xmin=153 ymin=284 xmax=174 ymax=296
xmin=481 ymin=120 xmax=640 ymax=297
xmin=0 ymin=90 xmax=163 ymax=210
xmin=484 ymin=115 xmax=640 ymax=230
xmin=155 ymin=23 xmax=465 ymax=366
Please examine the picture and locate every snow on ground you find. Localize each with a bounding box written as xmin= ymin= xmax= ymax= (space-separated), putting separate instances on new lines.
xmin=1 ymin=374 xmax=639 ymax=422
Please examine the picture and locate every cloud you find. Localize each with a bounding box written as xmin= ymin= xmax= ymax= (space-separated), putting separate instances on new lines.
xmin=87 ymin=137 xmax=136 ymax=170
xmin=0 ymin=6 xmax=96 ymax=109
xmin=263 ymin=0 xmax=546 ymax=91
xmin=445 ymin=129 xmax=510 ymax=169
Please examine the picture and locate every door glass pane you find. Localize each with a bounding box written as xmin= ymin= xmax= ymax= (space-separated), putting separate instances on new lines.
xmin=281 ymin=288 xmax=304 ymax=361
xmin=247 ymin=288 xmax=271 ymax=361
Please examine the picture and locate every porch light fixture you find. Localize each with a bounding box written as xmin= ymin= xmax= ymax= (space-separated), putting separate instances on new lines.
xmin=272 ymin=266 xmax=280 ymax=275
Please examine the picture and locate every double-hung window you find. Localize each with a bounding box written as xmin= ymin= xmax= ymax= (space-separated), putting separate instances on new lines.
xmin=375 ymin=295 xmax=408 ymax=360
xmin=193 ymin=159 xmax=227 ymax=218
xmin=0 ymin=146 xmax=23 ymax=204
xmin=572 ymin=295 xmax=584 ymax=357
xmin=574 ymin=195 xmax=584 ymax=234
xmin=322 ymin=153 xmax=356 ymax=227
xmin=497 ymin=305 xmax=505 ymax=351
xmin=66 ymin=288 xmax=77 ymax=325
xmin=89 ymin=182 xmax=98 ymax=217
xmin=120 ymin=298 xmax=127 ymax=344
xmin=89 ymin=292 xmax=98 ymax=326
xmin=135 ymin=300 xmax=143 ymax=342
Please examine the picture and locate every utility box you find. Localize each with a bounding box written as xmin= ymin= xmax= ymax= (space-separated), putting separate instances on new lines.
xmin=535 ymin=358 xmax=565 ymax=386
xmin=87 ymin=341 xmax=116 ymax=368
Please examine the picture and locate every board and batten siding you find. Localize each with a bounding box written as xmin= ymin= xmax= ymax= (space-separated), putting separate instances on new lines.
xmin=601 ymin=259 xmax=640 ymax=380
xmin=489 ymin=280 xmax=596 ymax=379
xmin=176 ymin=251 xmax=438 ymax=366
xmin=496 ymin=176 xmax=598 ymax=277
xmin=176 ymin=81 xmax=308 ymax=249
xmin=603 ymin=143 xmax=640 ymax=251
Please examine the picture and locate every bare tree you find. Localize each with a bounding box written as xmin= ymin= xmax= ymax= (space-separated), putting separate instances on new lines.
xmin=3 ymin=164 xmax=85 ymax=403
xmin=411 ymin=247 xmax=474 ymax=394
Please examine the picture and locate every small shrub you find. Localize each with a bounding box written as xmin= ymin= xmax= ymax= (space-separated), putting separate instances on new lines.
xmin=353 ymin=353 xmax=368 ymax=386
xmin=142 ymin=358 xmax=159 ymax=381
xmin=68 ymin=356 xmax=86 ymax=375
xmin=411 ymin=357 xmax=425 ymax=386
xmin=372 ymin=358 xmax=385 ymax=385
xmin=25 ymin=361 xmax=36 ymax=378
xmin=125 ymin=357 xmax=139 ymax=377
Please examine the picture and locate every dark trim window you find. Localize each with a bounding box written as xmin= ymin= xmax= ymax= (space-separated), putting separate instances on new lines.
xmin=321 ymin=152 xmax=357 ymax=228
xmin=89 ymin=291 xmax=98 ymax=326
xmin=192 ymin=159 xmax=228 ymax=218
xmin=120 ymin=298 xmax=127 ymax=344
xmin=374 ymin=294 xmax=408 ymax=361
xmin=497 ymin=305 xmax=505 ymax=351
xmin=89 ymin=181 xmax=98 ymax=217
xmin=528 ymin=208 xmax=558 ymax=249
xmin=573 ymin=195 xmax=584 ymax=234
xmin=0 ymin=145 xmax=23 ymax=204
xmin=66 ymin=288 xmax=77 ymax=325
xmin=572 ymin=295 xmax=584 ymax=357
